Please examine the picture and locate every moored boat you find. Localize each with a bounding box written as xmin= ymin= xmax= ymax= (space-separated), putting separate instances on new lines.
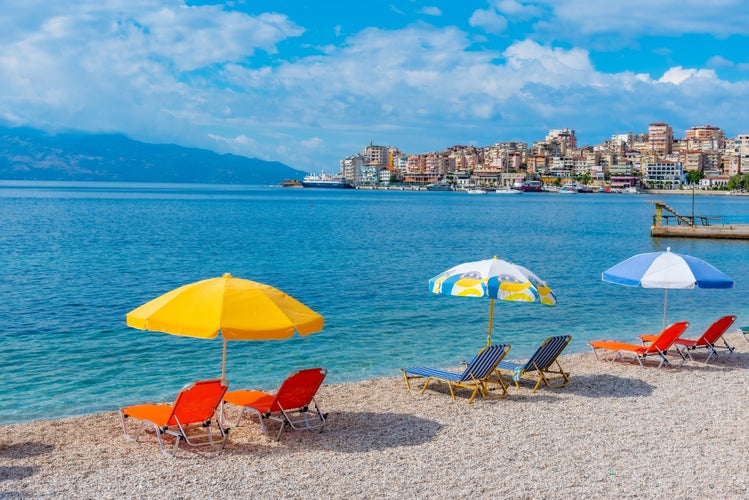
xmin=512 ymin=180 xmax=544 ymax=192
xmin=495 ymin=186 xmax=522 ymax=194
xmin=466 ymin=187 xmax=487 ymax=195
xmin=426 ymin=180 xmax=453 ymax=191
xmin=301 ymin=172 xmax=355 ymax=189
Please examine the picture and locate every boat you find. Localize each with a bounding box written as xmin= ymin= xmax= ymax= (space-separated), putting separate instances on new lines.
xmin=495 ymin=186 xmax=522 ymax=194
xmin=279 ymin=179 xmax=303 ymax=188
xmin=301 ymin=172 xmax=355 ymax=189
xmin=466 ymin=187 xmax=487 ymax=195
xmin=425 ymin=180 xmax=453 ymax=191
xmin=559 ymin=183 xmax=579 ymax=194
xmin=512 ymin=180 xmax=544 ymax=192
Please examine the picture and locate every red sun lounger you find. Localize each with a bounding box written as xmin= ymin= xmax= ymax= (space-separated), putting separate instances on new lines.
xmin=589 ymin=321 xmax=689 ymax=368
xmin=222 ymin=367 xmax=328 ymax=440
xmin=120 ymin=379 xmax=228 ymax=457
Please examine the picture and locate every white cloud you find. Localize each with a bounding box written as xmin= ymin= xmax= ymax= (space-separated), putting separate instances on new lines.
xmin=707 ymin=55 xmax=734 ymax=69
xmin=540 ymin=0 xmax=749 ymax=38
xmin=503 ymin=40 xmax=595 ymax=81
xmin=659 ymin=66 xmax=717 ymax=85
xmin=421 ymin=6 xmax=443 ymax=16
xmin=469 ymin=9 xmax=507 ymax=34
xmin=493 ymin=0 xmax=543 ymax=18
xmin=301 ymin=137 xmax=324 ymax=148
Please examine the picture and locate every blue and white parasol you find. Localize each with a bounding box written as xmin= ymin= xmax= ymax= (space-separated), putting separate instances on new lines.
xmin=429 ymin=256 xmax=556 ymax=346
xmin=602 ymin=247 xmax=734 ymax=327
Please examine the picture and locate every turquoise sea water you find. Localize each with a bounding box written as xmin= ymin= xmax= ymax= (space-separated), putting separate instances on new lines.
xmin=1 ymin=181 xmax=747 ymax=424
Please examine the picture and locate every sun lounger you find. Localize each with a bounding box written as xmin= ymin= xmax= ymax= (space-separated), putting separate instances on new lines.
xmin=589 ymin=321 xmax=689 ymax=368
xmin=496 ymin=335 xmax=571 ymax=392
xmin=639 ymin=315 xmax=736 ymax=365
xmin=740 ymin=326 xmax=749 ymax=343
xmin=120 ymin=379 xmax=228 ymax=457
xmin=222 ymin=367 xmax=328 ymax=440
xmin=400 ymin=344 xmax=511 ymax=403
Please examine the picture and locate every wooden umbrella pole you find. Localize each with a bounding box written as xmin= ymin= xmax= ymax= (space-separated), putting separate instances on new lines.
xmin=486 ymin=297 xmax=495 ymax=348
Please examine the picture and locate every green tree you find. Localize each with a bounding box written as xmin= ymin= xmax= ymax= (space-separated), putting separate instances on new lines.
xmin=686 ymin=170 xmax=703 ymax=185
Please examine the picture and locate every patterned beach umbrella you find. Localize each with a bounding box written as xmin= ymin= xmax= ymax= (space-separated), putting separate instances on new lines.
xmin=429 ymin=256 xmax=556 ymax=346
xmin=126 ymin=273 xmax=324 ymax=382
xmin=602 ymin=247 xmax=734 ymax=328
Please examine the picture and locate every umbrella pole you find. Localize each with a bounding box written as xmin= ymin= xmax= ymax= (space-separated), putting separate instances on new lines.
xmin=486 ymin=298 xmax=495 ymax=347
xmin=221 ymin=338 xmax=227 ymax=384
xmin=663 ymin=289 xmax=668 ymax=330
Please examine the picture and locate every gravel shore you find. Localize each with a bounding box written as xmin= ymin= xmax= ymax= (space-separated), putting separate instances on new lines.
xmin=2 ymin=332 xmax=749 ymax=499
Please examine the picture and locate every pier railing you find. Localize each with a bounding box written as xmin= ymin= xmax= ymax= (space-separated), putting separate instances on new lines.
xmin=652 ymin=202 xmax=725 ymax=227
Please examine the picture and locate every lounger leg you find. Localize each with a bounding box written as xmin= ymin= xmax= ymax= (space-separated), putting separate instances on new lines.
xmin=168 ymin=434 xmax=181 ymax=458
xmin=721 ymin=338 xmax=735 ymax=353
xmin=466 ymin=386 xmax=480 ymax=404
xmin=120 ymin=412 xmax=143 ymax=442
xmin=402 ymin=371 xmax=415 ymax=391
xmin=275 ymin=421 xmax=286 ymax=441
xmin=489 ymin=371 xmax=509 ymax=397
xmin=227 ymin=405 xmax=248 ymax=428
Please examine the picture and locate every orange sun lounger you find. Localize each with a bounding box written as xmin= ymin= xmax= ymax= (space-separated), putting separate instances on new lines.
xmin=639 ymin=315 xmax=736 ymax=365
xmin=120 ymin=379 xmax=228 ymax=457
xmin=589 ymin=321 xmax=689 ymax=368
xmin=222 ymin=367 xmax=328 ymax=440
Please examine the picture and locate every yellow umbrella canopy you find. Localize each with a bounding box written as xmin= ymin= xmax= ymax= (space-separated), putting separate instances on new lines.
xmin=126 ymin=273 xmax=324 ymax=380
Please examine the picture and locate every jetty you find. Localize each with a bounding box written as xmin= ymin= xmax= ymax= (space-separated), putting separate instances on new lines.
xmin=651 ymin=201 xmax=749 ymax=240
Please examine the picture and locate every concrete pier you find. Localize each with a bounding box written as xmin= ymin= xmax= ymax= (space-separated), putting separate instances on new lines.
xmin=650 ymin=201 xmax=749 ymax=239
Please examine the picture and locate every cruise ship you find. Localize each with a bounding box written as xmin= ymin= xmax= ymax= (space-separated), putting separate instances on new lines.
xmin=301 ymin=172 xmax=355 ymax=189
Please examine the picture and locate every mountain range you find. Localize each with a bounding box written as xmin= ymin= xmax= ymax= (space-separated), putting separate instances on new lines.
xmin=0 ymin=126 xmax=307 ymax=184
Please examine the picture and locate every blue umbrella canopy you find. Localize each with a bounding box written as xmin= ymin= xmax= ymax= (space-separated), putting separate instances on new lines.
xmin=602 ymin=247 xmax=734 ymax=327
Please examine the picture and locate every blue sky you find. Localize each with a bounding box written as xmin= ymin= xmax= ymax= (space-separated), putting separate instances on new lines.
xmin=1 ymin=1 xmax=748 ymax=172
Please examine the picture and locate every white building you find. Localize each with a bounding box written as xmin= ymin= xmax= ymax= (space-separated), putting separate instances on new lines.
xmin=643 ymin=161 xmax=685 ymax=188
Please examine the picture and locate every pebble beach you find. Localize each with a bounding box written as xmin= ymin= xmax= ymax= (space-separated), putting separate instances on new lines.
xmin=2 ymin=331 xmax=748 ymax=499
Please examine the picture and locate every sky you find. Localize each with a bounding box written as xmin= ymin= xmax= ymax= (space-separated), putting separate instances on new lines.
xmin=1 ymin=1 xmax=749 ymax=172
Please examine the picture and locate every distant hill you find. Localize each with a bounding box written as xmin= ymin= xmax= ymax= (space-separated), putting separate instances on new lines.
xmin=0 ymin=127 xmax=307 ymax=184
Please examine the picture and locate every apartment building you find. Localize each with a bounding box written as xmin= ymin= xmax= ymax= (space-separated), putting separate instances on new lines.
xmin=685 ymin=125 xmax=725 ymax=150
xmin=546 ymin=128 xmax=577 ymax=150
xmin=363 ymin=144 xmax=390 ymax=167
xmin=643 ymin=161 xmax=685 ymax=188
xmin=648 ymin=122 xmax=674 ymax=155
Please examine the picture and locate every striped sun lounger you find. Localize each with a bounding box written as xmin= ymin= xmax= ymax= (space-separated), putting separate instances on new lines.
xmin=497 ymin=335 xmax=572 ymax=392
xmin=400 ymin=344 xmax=510 ymax=404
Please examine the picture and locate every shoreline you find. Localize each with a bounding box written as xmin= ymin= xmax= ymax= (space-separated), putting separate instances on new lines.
xmin=2 ymin=331 xmax=749 ymax=498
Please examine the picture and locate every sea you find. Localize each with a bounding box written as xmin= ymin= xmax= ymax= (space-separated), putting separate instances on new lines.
xmin=1 ymin=181 xmax=748 ymax=425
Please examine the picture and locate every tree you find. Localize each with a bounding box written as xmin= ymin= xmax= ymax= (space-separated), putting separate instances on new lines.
xmin=728 ymin=174 xmax=749 ymax=191
xmin=686 ymin=170 xmax=703 ymax=185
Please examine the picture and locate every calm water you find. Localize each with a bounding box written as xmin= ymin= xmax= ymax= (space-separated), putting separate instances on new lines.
xmin=1 ymin=181 xmax=747 ymax=424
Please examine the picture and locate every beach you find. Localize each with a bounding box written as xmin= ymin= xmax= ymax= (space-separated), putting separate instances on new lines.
xmin=2 ymin=331 xmax=748 ymax=499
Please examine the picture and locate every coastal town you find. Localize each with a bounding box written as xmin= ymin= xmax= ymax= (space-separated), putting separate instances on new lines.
xmin=301 ymin=122 xmax=749 ymax=193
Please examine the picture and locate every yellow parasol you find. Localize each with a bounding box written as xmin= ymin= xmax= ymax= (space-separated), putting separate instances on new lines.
xmin=126 ymin=273 xmax=324 ymax=381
